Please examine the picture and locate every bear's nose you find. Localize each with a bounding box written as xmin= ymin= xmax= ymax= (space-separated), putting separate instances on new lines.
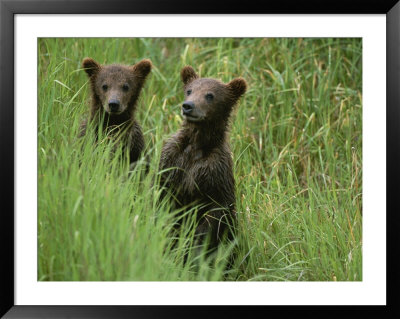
xmin=108 ymin=99 xmax=120 ymax=113
xmin=182 ymin=101 xmax=194 ymax=115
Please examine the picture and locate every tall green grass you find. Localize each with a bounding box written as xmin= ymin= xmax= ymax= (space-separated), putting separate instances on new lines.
xmin=38 ymin=38 xmax=362 ymax=281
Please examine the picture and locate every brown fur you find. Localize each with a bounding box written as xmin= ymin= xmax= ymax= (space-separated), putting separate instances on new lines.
xmin=159 ymin=66 xmax=247 ymax=250
xmin=79 ymin=57 xmax=152 ymax=163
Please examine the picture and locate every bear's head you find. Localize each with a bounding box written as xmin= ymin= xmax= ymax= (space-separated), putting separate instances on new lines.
xmin=82 ymin=58 xmax=152 ymax=115
xmin=180 ymin=66 xmax=247 ymax=124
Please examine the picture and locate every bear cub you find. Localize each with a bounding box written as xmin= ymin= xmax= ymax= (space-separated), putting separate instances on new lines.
xmin=80 ymin=57 xmax=152 ymax=164
xmin=159 ymin=65 xmax=247 ymax=251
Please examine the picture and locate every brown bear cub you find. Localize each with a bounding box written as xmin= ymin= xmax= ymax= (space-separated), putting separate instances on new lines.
xmin=80 ymin=57 xmax=152 ymax=164
xmin=159 ymin=66 xmax=247 ymax=251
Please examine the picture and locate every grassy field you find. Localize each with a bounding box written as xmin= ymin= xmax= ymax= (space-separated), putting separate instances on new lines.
xmin=38 ymin=38 xmax=362 ymax=281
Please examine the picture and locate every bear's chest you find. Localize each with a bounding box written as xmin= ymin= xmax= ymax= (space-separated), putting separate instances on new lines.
xmin=168 ymin=145 xmax=208 ymax=192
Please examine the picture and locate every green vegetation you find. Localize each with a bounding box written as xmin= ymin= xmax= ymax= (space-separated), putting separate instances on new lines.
xmin=38 ymin=38 xmax=362 ymax=281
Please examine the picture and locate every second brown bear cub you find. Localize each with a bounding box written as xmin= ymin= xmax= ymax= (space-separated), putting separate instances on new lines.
xmin=80 ymin=58 xmax=152 ymax=164
xmin=159 ymin=66 xmax=247 ymax=250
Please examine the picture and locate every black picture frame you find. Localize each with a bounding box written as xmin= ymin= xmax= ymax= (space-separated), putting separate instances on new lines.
xmin=1 ymin=0 xmax=398 ymax=318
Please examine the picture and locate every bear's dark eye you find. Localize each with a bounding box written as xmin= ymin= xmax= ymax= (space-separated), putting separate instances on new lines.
xmin=205 ymin=93 xmax=214 ymax=101
xmin=102 ymin=84 xmax=108 ymax=91
xmin=122 ymin=84 xmax=129 ymax=92
xmin=186 ymin=89 xmax=192 ymax=96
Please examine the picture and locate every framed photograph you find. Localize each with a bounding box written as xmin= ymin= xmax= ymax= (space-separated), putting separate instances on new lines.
xmin=1 ymin=0 xmax=398 ymax=317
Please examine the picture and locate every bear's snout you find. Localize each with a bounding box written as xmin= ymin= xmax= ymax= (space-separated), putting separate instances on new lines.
xmin=108 ymin=99 xmax=120 ymax=113
xmin=182 ymin=101 xmax=195 ymax=115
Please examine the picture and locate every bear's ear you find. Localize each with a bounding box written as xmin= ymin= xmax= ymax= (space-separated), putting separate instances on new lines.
xmin=132 ymin=59 xmax=152 ymax=79
xmin=181 ymin=66 xmax=198 ymax=85
xmin=227 ymin=77 xmax=247 ymax=100
xmin=82 ymin=58 xmax=100 ymax=77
